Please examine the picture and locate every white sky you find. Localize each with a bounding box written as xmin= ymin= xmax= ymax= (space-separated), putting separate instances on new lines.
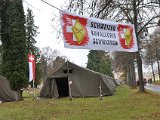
xmin=23 ymin=0 xmax=89 ymax=67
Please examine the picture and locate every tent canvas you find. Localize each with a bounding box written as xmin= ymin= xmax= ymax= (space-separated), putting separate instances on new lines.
xmin=40 ymin=61 xmax=116 ymax=98
xmin=0 ymin=75 xmax=19 ymax=102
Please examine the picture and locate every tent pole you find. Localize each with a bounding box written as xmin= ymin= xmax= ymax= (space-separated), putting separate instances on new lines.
xmin=67 ymin=61 xmax=72 ymax=101
xmin=99 ymin=80 xmax=102 ymax=100
xmin=68 ymin=76 xmax=72 ymax=101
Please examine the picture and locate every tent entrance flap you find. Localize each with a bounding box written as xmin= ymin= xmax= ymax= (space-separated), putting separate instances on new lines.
xmin=55 ymin=77 xmax=69 ymax=97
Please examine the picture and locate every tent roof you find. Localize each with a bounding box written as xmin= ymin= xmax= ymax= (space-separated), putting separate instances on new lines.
xmin=50 ymin=61 xmax=114 ymax=79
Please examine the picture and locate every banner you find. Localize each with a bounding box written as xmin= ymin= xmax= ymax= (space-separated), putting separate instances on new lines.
xmin=28 ymin=54 xmax=36 ymax=82
xmin=60 ymin=11 xmax=138 ymax=52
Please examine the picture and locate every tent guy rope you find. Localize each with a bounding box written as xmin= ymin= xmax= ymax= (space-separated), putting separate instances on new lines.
xmin=41 ymin=0 xmax=62 ymax=11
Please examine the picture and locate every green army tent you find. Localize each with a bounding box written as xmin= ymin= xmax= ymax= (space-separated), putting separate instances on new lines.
xmin=40 ymin=61 xmax=116 ymax=98
xmin=0 ymin=75 xmax=19 ymax=102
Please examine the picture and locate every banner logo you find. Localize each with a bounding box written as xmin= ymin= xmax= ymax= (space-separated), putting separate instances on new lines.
xmin=62 ymin=14 xmax=89 ymax=46
xmin=118 ymin=24 xmax=134 ymax=49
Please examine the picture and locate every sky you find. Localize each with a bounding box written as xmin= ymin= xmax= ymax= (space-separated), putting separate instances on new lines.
xmin=23 ymin=0 xmax=89 ymax=67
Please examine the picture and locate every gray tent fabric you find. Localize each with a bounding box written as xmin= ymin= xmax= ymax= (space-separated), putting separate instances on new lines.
xmin=40 ymin=61 xmax=116 ymax=98
xmin=0 ymin=75 xmax=19 ymax=102
xmin=114 ymin=79 xmax=121 ymax=86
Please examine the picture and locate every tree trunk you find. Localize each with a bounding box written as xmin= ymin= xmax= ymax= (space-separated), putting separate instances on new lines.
xmin=126 ymin=70 xmax=130 ymax=85
xmin=133 ymin=0 xmax=145 ymax=92
xmin=124 ymin=70 xmax=128 ymax=84
xmin=129 ymin=61 xmax=137 ymax=87
xmin=151 ymin=62 xmax=156 ymax=82
xmin=156 ymin=51 xmax=160 ymax=80
xmin=127 ymin=61 xmax=136 ymax=87
xmin=136 ymin=52 xmax=145 ymax=92
xmin=17 ymin=90 xmax=24 ymax=101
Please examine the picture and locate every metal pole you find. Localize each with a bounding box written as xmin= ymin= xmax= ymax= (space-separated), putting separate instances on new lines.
xmin=30 ymin=51 xmax=35 ymax=99
xmin=68 ymin=77 xmax=72 ymax=101
xmin=33 ymin=80 xmax=35 ymax=99
xmin=67 ymin=61 xmax=72 ymax=101
xmin=99 ymin=80 xmax=102 ymax=100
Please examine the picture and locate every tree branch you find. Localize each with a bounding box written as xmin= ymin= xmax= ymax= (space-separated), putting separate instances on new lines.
xmin=96 ymin=0 xmax=113 ymax=18
xmin=138 ymin=15 xmax=160 ymax=35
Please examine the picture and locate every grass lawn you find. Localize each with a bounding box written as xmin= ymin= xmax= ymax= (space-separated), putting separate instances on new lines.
xmin=1 ymin=85 xmax=160 ymax=120
xmin=153 ymin=80 xmax=160 ymax=85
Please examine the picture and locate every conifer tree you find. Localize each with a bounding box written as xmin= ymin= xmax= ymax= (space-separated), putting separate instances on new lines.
xmin=26 ymin=8 xmax=39 ymax=53
xmin=87 ymin=50 xmax=113 ymax=77
xmin=1 ymin=0 xmax=28 ymax=94
xmin=25 ymin=8 xmax=40 ymax=86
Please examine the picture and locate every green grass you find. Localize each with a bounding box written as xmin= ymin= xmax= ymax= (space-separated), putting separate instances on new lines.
xmin=153 ymin=80 xmax=160 ymax=85
xmin=1 ymin=85 xmax=160 ymax=120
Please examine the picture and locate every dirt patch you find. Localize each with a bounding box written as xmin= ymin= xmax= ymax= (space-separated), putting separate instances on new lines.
xmin=150 ymin=112 xmax=160 ymax=119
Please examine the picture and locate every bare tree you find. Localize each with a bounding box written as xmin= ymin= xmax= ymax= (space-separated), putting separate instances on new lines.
xmin=113 ymin=52 xmax=136 ymax=86
xmin=144 ymin=41 xmax=156 ymax=82
xmin=144 ymin=27 xmax=160 ymax=81
xmin=95 ymin=0 xmax=160 ymax=92
xmin=50 ymin=56 xmax=67 ymax=75
xmin=40 ymin=46 xmax=68 ymax=82
xmin=40 ymin=47 xmax=59 ymax=82
xmin=65 ymin=0 xmax=160 ymax=92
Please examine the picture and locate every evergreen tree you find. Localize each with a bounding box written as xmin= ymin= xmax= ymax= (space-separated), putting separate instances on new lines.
xmin=87 ymin=50 xmax=101 ymax=72
xmin=1 ymin=0 xmax=28 ymax=92
xmin=99 ymin=54 xmax=114 ymax=77
xmin=87 ymin=50 xmax=114 ymax=77
xmin=26 ymin=8 xmax=39 ymax=53
xmin=25 ymin=8 xmax=40 ymax=86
